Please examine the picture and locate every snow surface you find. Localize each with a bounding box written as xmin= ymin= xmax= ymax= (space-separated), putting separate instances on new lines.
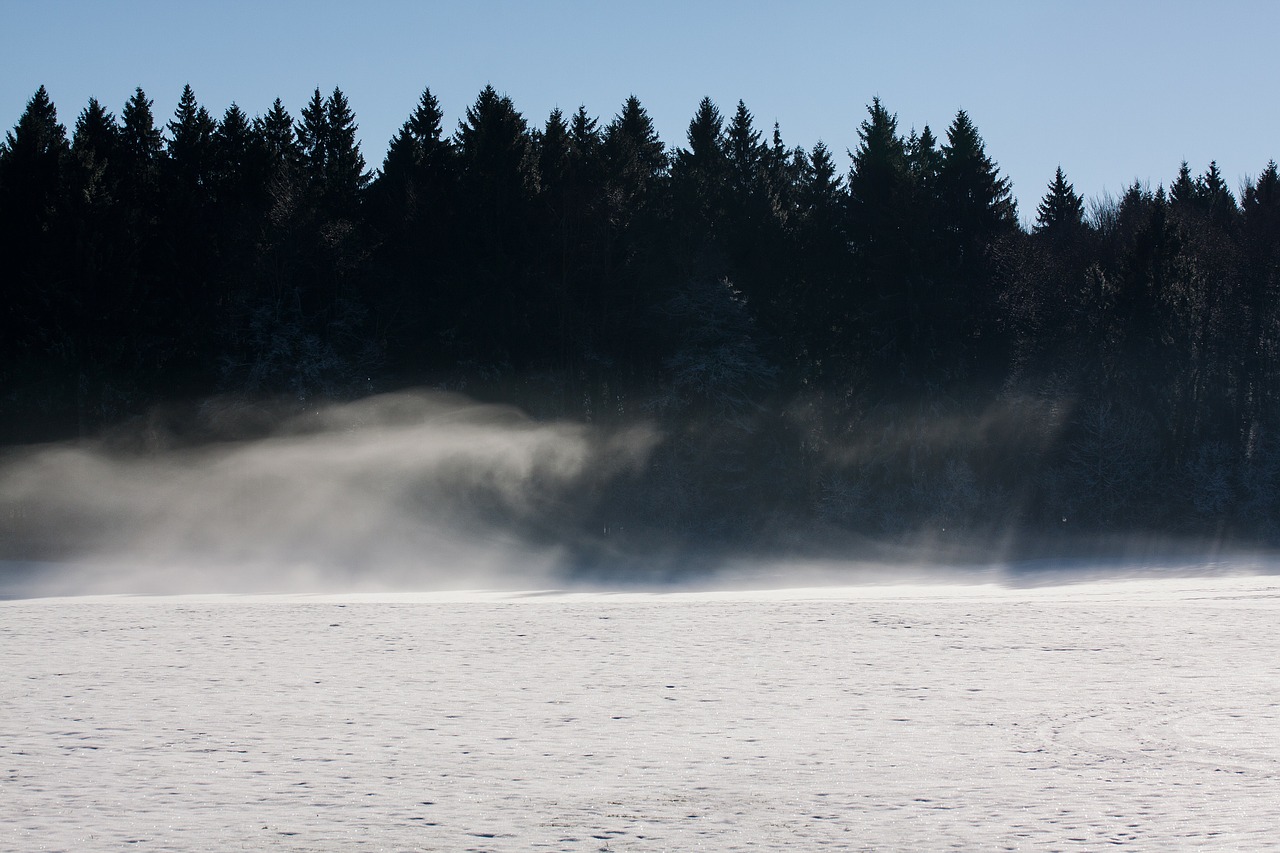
xmin=4 ymin=575 xmax=1280 ymax=851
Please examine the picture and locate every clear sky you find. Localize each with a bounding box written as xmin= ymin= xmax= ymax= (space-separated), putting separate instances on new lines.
xmin=3 ymin=0 xmax=1278 ymax=223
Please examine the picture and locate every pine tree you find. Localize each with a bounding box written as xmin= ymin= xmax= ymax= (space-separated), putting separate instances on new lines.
xmin=0 ymin=86 xmax=71 ymax=361
xmin=935 ymin=109 xmax=1018 ymax=381
xmin=847 ymin=97 xmax=908 ymax=248
xmin=452 ymin=85 xmax=537 ymax=367
xmin=296 ymin=88 xmax=329 ymax=191
xmin=793 ymin=140 xmax=853 ymax=383
xmin=799 ymin=141 xmax=844 ymax=225
xmin=1240 ymin=161 xmax=1280 ymax=441
xmin=119 ymin=88 xmax=163 ymax=199
xmin=939 ymin=109 xmax=1017 ymax=241
xmin=536 ymin=107 xmax=572 ymax=192
xmin=166 ymin=84 xmax=216 ymax=194
xmin=531 ymin=105 xmax=612 ymax=385
xmin=1198 ymin=160 xmax=1239 ymax=229
xmin=671 ymin=97 xmax=729 ymax=250
xmin=373 ymin=86 xmax=454 ymax=240
xmin=213 ymin=103 xmax=254 ymax=204
xmin=906 ymin=125 xmax=943 ymax=194
xmin=455 ymin=84 xmax=533 ymax=199
xmin=323 ymin=87 xmax=368 ymax=214
xmin=255 ymin=98 xmax=301 ymax=179
xmin=602 ymin=95 xmax=666 ymax=218
xmin=67 ymin=98 xmax=121 ymax=222
xmin=379 ymin=87 xmax=449 ymax=202
xmin=1034 ymin=166 xmax=1085 ymax=235
xmin=0 ymin=86 xmax=69 ymax=226
xmin=1170 ymin=161 xmax=1198 ymax=207
xmin=725 ymin=100 xmax=765 ymax=199
xmin=720 ymin=100 xmax=782 ymax=314
xmin=1243 ymin=161 xmax=1280 ymax=229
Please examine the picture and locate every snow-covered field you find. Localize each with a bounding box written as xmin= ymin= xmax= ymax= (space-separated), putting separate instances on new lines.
xmin=5 ymin=574 xmax=1280 ymax=851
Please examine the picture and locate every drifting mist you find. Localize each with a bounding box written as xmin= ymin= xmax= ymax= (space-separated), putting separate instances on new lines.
xmin=0 ymin=391 xmax=659 ymax=596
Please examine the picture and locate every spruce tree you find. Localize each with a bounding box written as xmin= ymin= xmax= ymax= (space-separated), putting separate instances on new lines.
xmin=938 ymin=109 xmax=1017 ymax=240
xmin=936 ymin=109 xmax=1017 ymax=381
xmin=603 ymin=94 xmax=666 ymax=216
xmin=536 ymin=107 xmax=572 ymax=193
xmin=1034 ymin=166 xmax=1085 ymax=235
xmin=906 ymin=125 xmax=943 ymax=194
xmin=70 ymin=98 xmax=120 ymax=210
xmin=453 ymin=85 xmax=537 ymax=367
xmin=1198 ymin=160 xmax=1239 ymax=228
xmin=671 ymin=97 xmax=729 ymax=253
xmin=1170 ymin=161 xmax=1198 ymax=208
xmin=255 ymin=98 xmax=302 ymax=180
xmin=379 ymin=87 xmax=449 ymax=201
xmin=323 ymin=87 xmax=368 ymax=215
xmin=166 ymin=84 xmax=216 ymax=194
xmin=0 ymin=86 xmax=69 ymax=226
xmin=847 ymin=97 xmax=908 ymax=248
xmin=0 ymin=86 xmax=70 ymax=361
xmin=1243 ymin=161 xmax=1280 ymax=229
xmin=213 ymin=103 xmax=254 ymax=205
xmin=297 ymin=88 xmax=329 ymax=190
xmin=725 ymin=100 xmax=765 ymax=198
xmin=119 ymin=87 xmax=164 ymax=198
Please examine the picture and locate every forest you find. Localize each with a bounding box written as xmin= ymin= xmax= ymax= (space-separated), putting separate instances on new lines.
xmin=3 ymin=83 xmax=1280 ymax=564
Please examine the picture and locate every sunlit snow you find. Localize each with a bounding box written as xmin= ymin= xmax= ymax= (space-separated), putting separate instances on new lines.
xmin=5 ymin=574 xmax=1280 ymax=850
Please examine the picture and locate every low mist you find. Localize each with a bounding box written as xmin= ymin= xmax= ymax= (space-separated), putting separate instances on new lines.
xmin=0 ymin=391 xmax=658 ymax=597
xmin=2 ymin=389 xmax=1273 ymax=599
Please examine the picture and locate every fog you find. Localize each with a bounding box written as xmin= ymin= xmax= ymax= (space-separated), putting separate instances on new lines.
xmin=2 ymin=389 xmax=1273 ymax=599
xmin=0 ymin=391 xmax=659 ymax=597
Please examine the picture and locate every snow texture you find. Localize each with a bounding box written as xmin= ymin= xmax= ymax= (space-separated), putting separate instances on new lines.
xmin=4 ymin=576 xmax=1280 ymax=851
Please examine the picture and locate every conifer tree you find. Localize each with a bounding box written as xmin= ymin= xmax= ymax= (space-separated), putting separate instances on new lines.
xmin=725 ymin=100 xmax=765 ymax=199
xmin=531 ymin=105 xmax=612 ymax=384
xmin=379 ymin=87 xmax=450 ymax=205
xmin=720 ymin=100 xmax=783 ymax=315
xmin=1034 ymin=166 xmax=1085 ymax=235
xmin=792 ymin=140 xmax=852 ymax=383
xmin=905 ymin=125 xmax=945 ymax=277
xmin=323 ymin=87 xmax=369 ymax=215
xmin=938 ymin=109 xmax=1016 ymax=241
xmin=671 ymin=97 xmax=729 ymax=251
xmin=213 ymin=103 xmax=254 ymax=204
xmin=906 ymin=125 xmax=943 ymax=194
xmin=119 ymin=88 xmax=164 ymax=198
xmin=847 ymin=97 xmax=908 ymax=248
xmin=297 ymin=88 xmax=329 ymax=190
xmin=0 ymin=86 xmax=70 ymax=360
xmin=1242 ymin=160 xmax=1280 ymax=238
xmin=1198 ymin=160 xmax=1239 ymax=229
xmin=1170 ymin=161 xmax=1198 ymax=208
xmin=255 ymin=98 xmax=301 ymax=180
xmin=452 ymin=85 xmax=537 ymax=367
xmin=0 ymin=86 xmax=68 ymax=226
xmin=70 ymin=98 xmax=120 ymax=209
xmin=603 ymin=95 xmax=666 ymax=219
xmin=846 ymin=98 xmax=914 ymax=376
xmin=373 ymin=86 xmax=454 ymax=242
xmin=536 ymin=107 xmax=572 ymax=193
xmin=1238 ymin=161 xmax=1280 ymax=438
xmin=935 ymin=109 xmax=1017 ymax=380
xmin=455 ymin=85 xmax=533 ymax=200
xmin=799 ymin=141 xmax=844 ymax=229
xmin=166 ymin=84 xmax=216 ymax=194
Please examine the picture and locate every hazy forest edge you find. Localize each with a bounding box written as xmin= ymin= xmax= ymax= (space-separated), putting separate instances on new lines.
xmin=5 ymin=83 xmax=1280 ymax=565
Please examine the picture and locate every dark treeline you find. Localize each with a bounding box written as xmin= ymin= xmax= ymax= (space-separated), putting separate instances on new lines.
xmin=5 ymin=83 xmax=1280 ymax=560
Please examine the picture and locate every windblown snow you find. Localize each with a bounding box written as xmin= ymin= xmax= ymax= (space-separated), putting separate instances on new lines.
xmin=4 ymin=575 xmax=1279 ymax=851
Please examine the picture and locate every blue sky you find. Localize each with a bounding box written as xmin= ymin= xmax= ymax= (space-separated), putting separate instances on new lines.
xmin=3 ymin=0 xmax=1278 ymax=222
